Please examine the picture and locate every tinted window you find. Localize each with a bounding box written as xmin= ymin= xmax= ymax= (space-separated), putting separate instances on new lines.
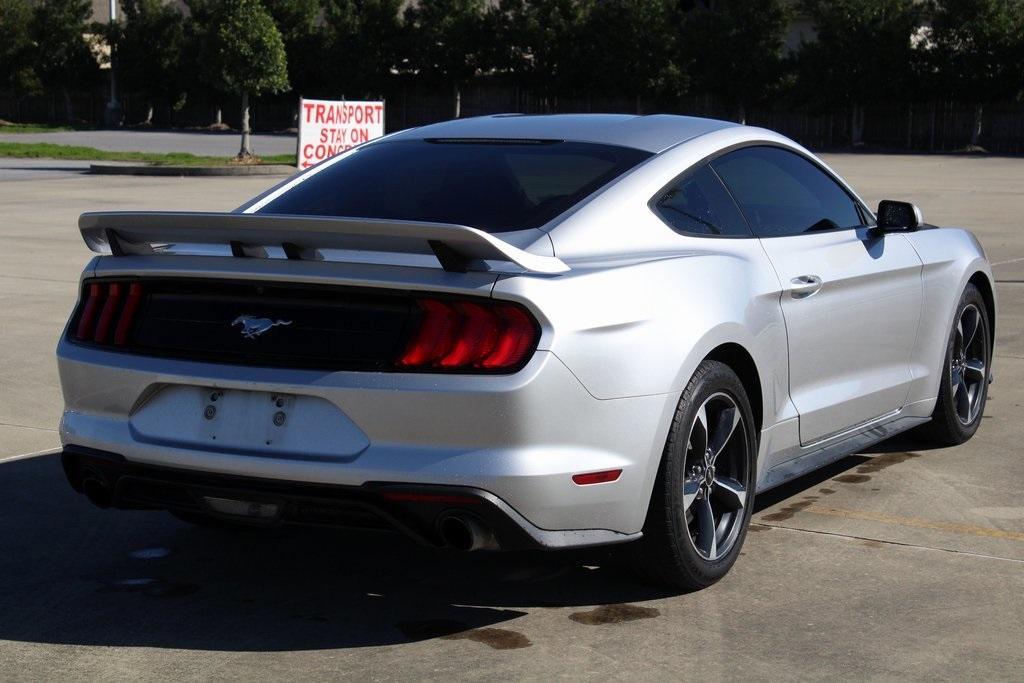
xmin=710 ymin=147 xmax=864 ymax=237
xmin=653 ymin=164 xmax=750 ymax=237
xmin=258 ymin=139 xmax=652 ymax=233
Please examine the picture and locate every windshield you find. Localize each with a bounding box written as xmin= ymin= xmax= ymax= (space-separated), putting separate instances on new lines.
xmin=257 ymin=139 xmax=652 ymax=233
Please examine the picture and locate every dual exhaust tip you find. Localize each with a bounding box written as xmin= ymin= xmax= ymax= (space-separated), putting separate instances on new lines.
xmin=80 ymin=470 xmax=113 ymax=509
xmin=437 ymin=512 xmax=499 ymax=552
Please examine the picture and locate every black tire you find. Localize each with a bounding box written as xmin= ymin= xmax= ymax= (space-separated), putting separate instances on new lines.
xmin=630 ymin=360 xmax=757 ymax=590
xmin=915 ymin=283 xmax=991 ymax=446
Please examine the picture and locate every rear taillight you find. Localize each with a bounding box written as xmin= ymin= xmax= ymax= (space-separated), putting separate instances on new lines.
xmin=397 ymin=298 xmax=539 ymax=372
xmin=72 ymin=280 xmax=144 ymax=346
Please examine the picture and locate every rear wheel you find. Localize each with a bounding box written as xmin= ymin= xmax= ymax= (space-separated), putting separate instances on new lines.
xmin=916 ymin=284 xmax=990 ymax=446
xmin=630 ymin=360 xmax=757 ymax=590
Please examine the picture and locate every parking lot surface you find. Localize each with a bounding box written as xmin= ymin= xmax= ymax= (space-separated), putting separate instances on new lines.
xmin=0 ymin=153 xmax=1022 ymax=679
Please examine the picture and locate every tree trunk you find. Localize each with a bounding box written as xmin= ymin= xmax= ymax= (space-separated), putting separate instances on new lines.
xmin=635 ymin=93 xmax=642 ymax=115
xmin=239 ymin=92 xmax=251 ymax=158
xmin=144 ymin=103 xmax=154 ymax=126
xmin=214 ymin=106 xmax=223 ymax=126
xmin=62 ymin=88 xmax=75 ymax=123
xmin=970 ymin=102 xmax=983 ymax=147
xmin=736 ymin=102 xmax=746 ymax=126
xmin=851 ymin=104 xmax=864 ymax=146
xmin=453 ymin=83 xmax=461 ymax=119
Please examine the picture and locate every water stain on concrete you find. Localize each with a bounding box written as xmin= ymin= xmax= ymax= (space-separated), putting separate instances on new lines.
xmin=860 ymin=540 xmax=886 ymax=548
xmin=396 ymin=620 xmax=531 ymax=649
xmin=569 ymin=604 xmax=660 ymax=625
xmin=446 ymin=628 xmax=532 ymax=650
xmin=747 ymin=524 xmax=772 ymax=533
xmin=856 ymin=452 xmax=920 ymax=474
xmin=761 ymin=498 xmax=815 ymax=522
xmin=818 ymin=488 xmax=836 ymax=495
xmin=834 ymin=474 xmax=872 ymax=484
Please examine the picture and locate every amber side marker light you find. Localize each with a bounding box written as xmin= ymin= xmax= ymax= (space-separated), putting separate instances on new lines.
xmin=571 ymin=469 xmax=623 ymax=485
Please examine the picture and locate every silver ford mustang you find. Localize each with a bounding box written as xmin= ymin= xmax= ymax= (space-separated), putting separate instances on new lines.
xmin=57 ymin=114 xmax=995 ymax=589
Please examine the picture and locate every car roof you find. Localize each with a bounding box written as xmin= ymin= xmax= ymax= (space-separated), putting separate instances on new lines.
xmin=384 ymin=114 xmax=741 ymax=154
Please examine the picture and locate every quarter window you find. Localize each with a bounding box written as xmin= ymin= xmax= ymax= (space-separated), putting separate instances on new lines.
xmin=653 ymin=164 xmax=751 ymax=237
xmin=710 ymin=146 xmax=865 ymax=237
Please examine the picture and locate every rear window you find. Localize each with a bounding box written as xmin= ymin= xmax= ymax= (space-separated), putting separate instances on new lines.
xmin=257 ymin=139 xmax=652 ymax=233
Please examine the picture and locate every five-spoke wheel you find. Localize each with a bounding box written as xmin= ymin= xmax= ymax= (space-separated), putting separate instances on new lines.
xmin=682 ymin=392 xmax=748 ymax=562
xmin=950 ymin=303 xmax=987 ymax=425
xmin=631 ymin=360 xmax=756 ymax=590
xmin=917 ymin=283 xmax=991 ymax=446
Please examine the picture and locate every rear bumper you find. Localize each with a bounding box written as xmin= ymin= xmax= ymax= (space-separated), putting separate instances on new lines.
xmin=61 ymin=445 xmax=639 ymax=550
xmin=57 ymin=339 xmax=679 ymax=537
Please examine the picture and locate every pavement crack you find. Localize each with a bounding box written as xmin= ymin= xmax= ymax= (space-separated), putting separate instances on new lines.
xmin=0 ymin=421 xmax=58 ymax=432
xmin=756 ymin=523 xmax=1024 ymax=565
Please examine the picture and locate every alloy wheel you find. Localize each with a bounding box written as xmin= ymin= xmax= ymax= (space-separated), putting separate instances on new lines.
xmin=950 ymin=303 xmax=987 ymax=425
xmin=682 ymin=392 xmax=749 ymax=561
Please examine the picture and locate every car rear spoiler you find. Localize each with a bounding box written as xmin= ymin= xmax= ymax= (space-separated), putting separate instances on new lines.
xmin=78 ymin=211 xmax=569 ymax=275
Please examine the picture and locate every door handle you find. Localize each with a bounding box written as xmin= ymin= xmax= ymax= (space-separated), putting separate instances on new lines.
xmin=789 ymin=274 xmax=823 ymax=298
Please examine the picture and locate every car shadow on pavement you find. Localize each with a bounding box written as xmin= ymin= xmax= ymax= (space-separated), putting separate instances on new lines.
xmin=0 ymin=453 xmax=673 ymax=652
xmin=0 ymin=431 xmax=936 ymax=652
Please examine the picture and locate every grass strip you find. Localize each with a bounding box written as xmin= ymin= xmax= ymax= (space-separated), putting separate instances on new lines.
xmin=0 ymin=141 xmax=296 ymax=166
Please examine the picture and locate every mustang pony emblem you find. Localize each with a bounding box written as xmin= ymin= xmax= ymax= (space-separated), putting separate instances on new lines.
xmin=232 ymin=315 xmax=292 ymax=339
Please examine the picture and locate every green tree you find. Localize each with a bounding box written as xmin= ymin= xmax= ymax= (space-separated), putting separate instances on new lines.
xmin=928 ymin=0 xmax=1024 ymax=147
xmin=30 ymin=0 xmax=99 ymax=122
xmin=684 ymin=0 xmax=791 ymax=124
xmin=0 ymin=0 xmax=41 ymax=97
xmin=114 ymin=0 xmax=186 ymax=125
xmin=795 ymin=0 xmax=921 ymax=144
xmin=582 ymin=0 xmax=685 ymax=113
xmin=323 ymin=0 xmax=404 ymax=99
xmin=201 ymin=0 xmax=290 ymax=157
xmin=403 ymin=0 xmax=487 ymax=118
xmin=481 ymin=0 xmax=589 ymax=103
xmin=263 ymin=0 xmax=324 ymax=97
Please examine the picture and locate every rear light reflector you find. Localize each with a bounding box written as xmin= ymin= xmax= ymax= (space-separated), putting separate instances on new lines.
xmin=72 ymin=280 xmax=145 ymax=346
xmin=572 ymin=469 xmax=622 ymax=486
xmin=397 ymin=297 xmax=539 ymax=372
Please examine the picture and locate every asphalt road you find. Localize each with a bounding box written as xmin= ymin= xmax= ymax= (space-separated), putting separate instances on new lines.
xmin=1 ymin=154 xmax=1022 ymax=679
xmin=0 ymin=129 xmax=297 ymax=157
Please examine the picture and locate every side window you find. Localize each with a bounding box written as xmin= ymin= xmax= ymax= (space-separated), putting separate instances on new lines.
xmin=710 ymin=147 xmax=865 ymax=237
xmin=653 ymin=164 xmax=751 ymax=237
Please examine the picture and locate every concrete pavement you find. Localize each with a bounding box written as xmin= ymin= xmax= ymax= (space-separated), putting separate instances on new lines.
xmin=0 ymin=154 xmax=1023 ymax=679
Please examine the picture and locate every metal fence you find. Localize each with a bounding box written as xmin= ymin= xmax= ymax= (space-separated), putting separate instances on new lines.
xmin=3 ymin=85 xmax=1023 ymax=154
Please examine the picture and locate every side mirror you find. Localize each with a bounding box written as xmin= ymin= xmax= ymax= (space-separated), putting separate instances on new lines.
xmin=875 ymin=200 xmax=923 ymax=233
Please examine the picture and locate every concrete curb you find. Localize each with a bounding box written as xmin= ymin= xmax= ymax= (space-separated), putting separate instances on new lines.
xmin=89 ymin=163 xmax=296 ymax=177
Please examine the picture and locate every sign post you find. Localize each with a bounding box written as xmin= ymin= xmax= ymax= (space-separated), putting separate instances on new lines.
xmin=296 ymin=98 xmax=385 ymax=169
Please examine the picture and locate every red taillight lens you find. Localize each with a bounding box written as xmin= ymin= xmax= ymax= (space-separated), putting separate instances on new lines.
xmin=397 ymin=297 xmax=538 ymax=372
xmin=74 ymin=283 xmax=105 ymax=340
xmin=113 ymin=283 xmax=144 ymax=345
xmin=72 ymin=280 xmax=144 ymax=346
xmin=478 ymin=305 xmax=535 ymax=369
xmin=397 ymin=299 xmax=462 ymax=367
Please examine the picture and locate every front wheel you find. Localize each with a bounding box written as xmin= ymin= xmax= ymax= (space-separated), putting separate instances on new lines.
xmin=630 ymin=360 xmax=757 ymax=590
xmin=916 ymin=283 xmax=991 ymax=446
